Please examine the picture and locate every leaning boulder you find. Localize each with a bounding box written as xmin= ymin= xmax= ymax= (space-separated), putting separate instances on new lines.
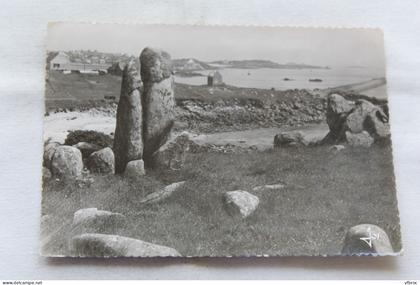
xmin=50 ymin=146 xmax=83 ymax=180
xmin=113 ymin=62 xmax=143 ymax=174
xmin=87 ymin=147 xmax=115 ymax=174
xmin=274 ymin=131 xmax=307 ymax=147
xmin=345 ymin=131 xmax=374 ymax=147
xmin=342 ymin=224 xmax=394 ymax=255
xmin=124 ymin=159 xmax=146 ymax=179
xmin=150 ymin=132 xmax=192 ymax=170
xmin=223 ymin=190 xmax=259 ymax=218
xmin=71 ymin=233 xmax=181 ymax=257
xmin=140 ymin=48 xmax=175 ymax=165
xmin=140 ymin=181 xmax=186 ymax=204
xmin=71 ymin=208 xmax=126 ymax=235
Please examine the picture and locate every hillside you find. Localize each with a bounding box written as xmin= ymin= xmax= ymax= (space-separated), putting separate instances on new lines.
xmin=210 ymin=59 xmax=328 ymax=69
xmin=172 ymin=58 xmax=214 ymax=71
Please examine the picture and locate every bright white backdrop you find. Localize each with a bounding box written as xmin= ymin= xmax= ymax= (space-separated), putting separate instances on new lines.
xmin=0 ymin=0 xmax=419 ymax=279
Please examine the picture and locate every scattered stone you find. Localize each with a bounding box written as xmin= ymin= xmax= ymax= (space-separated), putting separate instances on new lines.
xmin=141 ymin=48 xmax=175 ymax=163
xmin=42 ymin=167 xmax=52 ymax=180
xmin=43 ymin=142 xmax=60 ymax=169
xmin=223 ymin=190 xmax=259 ymax=218
xmin=87 ymin=147 xmax=115 ymax=174
xmin=342 ymin=224 xmax=394 ymax=255
xmin=113 ymin=62 xmax=144 ymax=173
xmin=73 ymin=142 xmax=101 ymax=159
xmin=71 ymin=233 xmax=181 ymax=257
xmin=124 ymin=159 xmax=146 ymax=178
xmin=140 ymin=181 xmax=186 ymax=204
xmin=274 ymin=131 xmax=307 ymax=147
xmin=50 ymin=146 xmax=83 ymax=180
xmin=252 ymin=183 xmax=285 ymax=192
xmin=345 ymin=131 xmax=374 ymax=147
xmin=150 ymin=132 xmax=192 ymax=170
xmin=329 ymin=144 xmax=346 ymax=152
xmin=72 ymin=208 xmax=126 ymax=235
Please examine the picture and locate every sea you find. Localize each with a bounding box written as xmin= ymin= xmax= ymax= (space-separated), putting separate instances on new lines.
xmin=174 ymin=66 xmax=385 ymax=91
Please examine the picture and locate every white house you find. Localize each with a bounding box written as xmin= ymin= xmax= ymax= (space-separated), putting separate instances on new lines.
xmin=49 ymin=51 xmax=70 ymax=70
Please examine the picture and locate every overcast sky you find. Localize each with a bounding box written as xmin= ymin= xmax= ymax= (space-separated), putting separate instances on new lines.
xmin=47 ymin=23 xmax=385 ymax=69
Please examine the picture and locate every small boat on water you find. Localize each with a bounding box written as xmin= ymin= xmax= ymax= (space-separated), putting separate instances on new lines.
xmin=283 ymin=77 xmax=293 ymax=81
xmin=309 ymin=78 xmax=323 ymax=82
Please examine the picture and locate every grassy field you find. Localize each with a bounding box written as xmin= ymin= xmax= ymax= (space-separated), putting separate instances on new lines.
xmin=41 ymin=143 xmax=401 ymax=257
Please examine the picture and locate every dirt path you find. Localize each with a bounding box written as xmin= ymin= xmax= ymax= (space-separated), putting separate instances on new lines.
xmin=192 ymin=124 xmax=329 ymax=150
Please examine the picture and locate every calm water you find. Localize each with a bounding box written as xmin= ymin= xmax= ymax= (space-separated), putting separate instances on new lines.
xmin=174 ymin=67 xmax=384 ymax=90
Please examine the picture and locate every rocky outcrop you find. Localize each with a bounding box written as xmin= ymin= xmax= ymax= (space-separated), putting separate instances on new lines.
xmin=139 ymin=181 xmax=186 ymax=204
xmin=274 ymin=131 xmax=307 ymax=147
xmin=50 ymin=146 xmax=83 ymax=180
xmin=87 ymin=147 xmax=115 ymax=174
xmin=150 ymin=132 xmax=192 ymax=170
xmin=71 ymin=233 xmax=181 ymax=257
xmin=223 ymin=190 xmax=259 ymax=218
xmin=124 ymin=159 xmax=146 ymax=178
xmin=342 ymin=224 xmax=394 ymax=255
xmin=113 ymin=62 xmax=143 ymax=174
xmin=140 ymin=48 xmax=175 ymax=165
xmin=322 ymin=94 xmax=389 ymax=146
xmin=71 ymin=208 xmax=126 ymax=235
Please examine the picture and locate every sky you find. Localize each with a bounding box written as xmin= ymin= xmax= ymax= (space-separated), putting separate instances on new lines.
xmin=47 ymin=23 xmax=385 ymax=69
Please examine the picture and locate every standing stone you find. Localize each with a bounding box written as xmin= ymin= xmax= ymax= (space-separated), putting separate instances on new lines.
xmin=113 ymin=62 xmax=143 ymax=174
xmin=51 ymin=146 xmax=83 ymax=180
xmin=140 ymin=48 xmax=175 ymax=165
xmin=342 ymin=224 xmax=394 ymax=255
xmin=87 ymin=147 xmax=115 ymax=174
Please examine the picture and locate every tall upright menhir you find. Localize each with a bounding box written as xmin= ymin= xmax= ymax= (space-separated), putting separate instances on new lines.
xmin=113 ymin=62 xmax=143 ymax=173
xmin=140 ymin=48 xmax=175 ymax=166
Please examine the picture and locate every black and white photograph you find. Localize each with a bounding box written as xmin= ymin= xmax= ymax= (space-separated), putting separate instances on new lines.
xmin=41 ymin=23 xmax=402 ymax=257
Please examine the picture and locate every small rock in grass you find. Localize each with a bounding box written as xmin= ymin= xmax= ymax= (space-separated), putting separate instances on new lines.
xmin=124 ymin=159 xmax=145 ymax=178
xmin=51 ymin=145 xmax=83 ymax=180
xmin=223 ymin=190 xmax=259 ymax=218
xmin=71 ymin=233 xmax=181 ymax=257
xmin=87 ymin=147 xmax=115 ymax=174
xmin=345 ymin=131 xmax=374 ymax=147
xmin=72 ymin=208 xmax=126 ymax=235
xmin=329 ymin=144 xmax=346 ymax=152
xmin=252 ymin=183 xmax=285 ymax=192
xmin=140 ymin=181 xmax=186 ymax=204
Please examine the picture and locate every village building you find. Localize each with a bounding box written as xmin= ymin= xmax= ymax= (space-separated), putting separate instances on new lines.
xmin=207 ymin=71 xmax=223 ymax=86
xmin=49 ymin=51 xmax=70 ymax=70
xmin=47 ymin=51 xmax=112 ymax=74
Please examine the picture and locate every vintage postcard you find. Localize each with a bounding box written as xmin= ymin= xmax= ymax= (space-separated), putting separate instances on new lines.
xmin=41 ymin=23 xmax=402 ymax=257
